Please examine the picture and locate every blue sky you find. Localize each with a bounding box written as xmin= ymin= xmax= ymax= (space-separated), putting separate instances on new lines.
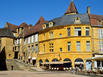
xmin=0 ymin=0 xmax=103 ymax=28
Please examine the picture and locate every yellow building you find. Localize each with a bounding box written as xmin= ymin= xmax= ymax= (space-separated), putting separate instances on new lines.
xmin=37 ymin=0 xmax=103 ymax=70
xmin=1 ymin=0 xmax=103 ymax=71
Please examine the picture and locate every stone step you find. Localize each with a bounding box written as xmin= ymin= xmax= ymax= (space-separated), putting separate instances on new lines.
xmin=6 ymin=59 xmax=45 ymax=72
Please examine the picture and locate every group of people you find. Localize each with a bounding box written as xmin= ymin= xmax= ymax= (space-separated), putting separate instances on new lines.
xmin=71 ymin=64 xmax=83 ymax=74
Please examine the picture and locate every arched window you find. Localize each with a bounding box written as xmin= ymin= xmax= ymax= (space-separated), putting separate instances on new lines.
xmin=64 ymin=58 xmax=71 ymax=62
xmin=49 ymin=22 xmax=53 ymax=27
xmin=75 ymin=58 xmax=83 ymax=62
xmin=52 ymin=58 xmax=59 ymax=62
xmin=45 ymin=59 xmax=49 ymax=62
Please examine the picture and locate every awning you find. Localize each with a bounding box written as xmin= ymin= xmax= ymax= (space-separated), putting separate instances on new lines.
xmin=94 ymin=57 xmax=103 ymax=60
xmin=32 ymin=57 xmax=36 ymax=60
xmin=85 ymin=57 xmax=95 ymax=60
xmin=86 ymin=57 xmax=103 ymax=60
xmin=42 ymin=61 xmax=71 ymax=65
xmin=75 ymin=62 xmax=84 ymax=65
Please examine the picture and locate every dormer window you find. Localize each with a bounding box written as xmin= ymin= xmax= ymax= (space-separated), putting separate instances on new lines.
xmin=49 ymin=22 xmax=53 ymax=27
xmin=74 ymin=17 xmax=81 ymax=24
xmin=98 ymin=20 xmax=103 ymax=25
xmin=43 ymin=24 xmax=46 ymax=29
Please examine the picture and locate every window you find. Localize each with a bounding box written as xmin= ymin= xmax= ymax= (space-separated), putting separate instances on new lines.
xmin=31 ymin=36 xmax=34 ymax=43
xmin=67 ymin=28 xmax=70 ymax=36
xmin=86 ymin=27 xmax=89 ymax=36
xmin=68 ymin=42 xmax=71 ymax=51
xmin=74 ymin=17 xmax=81 ymax=24
xmin=60 ymin=48 xmax=62 ymax=52
xmin=28 ymin=46 xmax=30 ymax=53
xmin=49 ymin=32 xmax=53 ymax=39
xmin=59 ymin=34 xmax=62 ymax=38
xmin=98 ymin=20 xmax=102 ymax=25
xmin=99 ymin=41 xmax=103 ymax=51
xmin=43 ymin=24 xmax=46 ymax=29
xmin=28 ymin=37 xmax=30 ymax=44
xmin=35 ymin=44 xmax=38 ymax=52
xmin=75 ymin=27 xmax=81 ymax=36
xmin=35 ymin=34 xmax=38 ymax=42
xmin=32 ymin=45 xmax=34 ymax=52
xmin=24 ymin=39 xmax=26 ymax=45
xmin=49 ymin=43 xmax=54 ymax=52
xmin=9 ymin=54 xmax=11 ymax=57
xmin=49 ymin=22 xmax=53 ymax=27
xmin=77 ymin=41 xmax=80 ymax=51
xmin=98 ymin=29 xmax=103 ymax=39
xmin=18 ymin=39 xmax=20 ymax=45
xmin=86 ymin=41 xmax=90 ymax=51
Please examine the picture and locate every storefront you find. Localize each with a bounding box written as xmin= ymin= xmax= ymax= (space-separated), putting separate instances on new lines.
xmin=86 ymin=54 xmax=103 ymax=73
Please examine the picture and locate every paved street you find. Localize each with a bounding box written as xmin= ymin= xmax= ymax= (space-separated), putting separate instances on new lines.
xmin=0 ymin=71 xmax=90 ymax=77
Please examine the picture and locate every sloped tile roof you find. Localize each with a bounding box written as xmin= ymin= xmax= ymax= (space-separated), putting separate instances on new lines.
xmin=0 ymin=28 xmax=14 ymax=38
xmin=89 ymin=14 xmax=103 ymax=26
xmin=6 ymin=22 xmax=18 ymax=32
xmin=19 ymin=22 xmax=29 ymax=28
xmin=48 ymin=14 xmax=90 ymax=27
xmin=24 ymin=16 xmax=46 ymax=37
xmin=65 ymin=0 xmax=78 ymax=15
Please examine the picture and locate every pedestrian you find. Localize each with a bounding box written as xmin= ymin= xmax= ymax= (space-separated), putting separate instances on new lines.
xmin=80 ymin=63 xmax=82 ymax=72
xmin=75 ymin=66 xmax=78 ymax=74
xmin=71 ymin=67 xmax=74 ymax=74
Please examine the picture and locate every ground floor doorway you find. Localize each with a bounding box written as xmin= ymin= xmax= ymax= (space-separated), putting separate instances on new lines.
xmin=14 ymin=52 xmax=18 ymax=59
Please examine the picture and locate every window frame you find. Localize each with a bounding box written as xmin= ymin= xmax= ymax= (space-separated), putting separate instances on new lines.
xmin=75 ymin=27 xmax=81 ymax=36
xmin=49 ymin=43 xmax=54 ymax=52
xmin=67 ymin=28 xmax=71 ymax=36
xmin=86 ymin=27 xmax=90 ymax=36
xmin=86 ymin=41 xmax=90 ymax=51
xmin=68 ymin=42 xmax=71 ymax=52
xmin=76 ymin=41 xmax=81 ymax=51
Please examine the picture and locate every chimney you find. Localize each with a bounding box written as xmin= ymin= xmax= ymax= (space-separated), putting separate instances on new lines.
xmin=87 ymin=6 xmax=90 ymax=14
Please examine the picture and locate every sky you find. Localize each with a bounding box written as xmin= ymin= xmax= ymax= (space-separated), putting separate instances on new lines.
xmin=0 ymin=0 xmax=103 ymax=28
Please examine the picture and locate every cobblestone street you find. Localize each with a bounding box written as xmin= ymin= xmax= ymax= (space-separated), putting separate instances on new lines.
xmin=0 ymin=71 xmax=91 ymax=77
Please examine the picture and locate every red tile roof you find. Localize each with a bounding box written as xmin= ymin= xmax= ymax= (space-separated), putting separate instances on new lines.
xmin=6 ymin=22 xmax=18 ymax=32
xmin=19 ymin=22 xmax=29 ymax=28
xmin=89 ymin=14 xmax=103 ymax=26
xmin=24 ymin=16 xmax=46 ymax=37
xmin=4 ymin=16 xmax=46 ymax=38
xmin=65 ymin=0 xmax=78 ymax=15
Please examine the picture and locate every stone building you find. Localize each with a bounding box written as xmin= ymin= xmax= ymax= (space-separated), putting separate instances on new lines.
xmin=0 ymin=0 xmax=103 ymax=71
xmin=37 ymin=0 xmax=103 ymax=71
xmin=0 ymin=28 xmax=15 ymax=60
